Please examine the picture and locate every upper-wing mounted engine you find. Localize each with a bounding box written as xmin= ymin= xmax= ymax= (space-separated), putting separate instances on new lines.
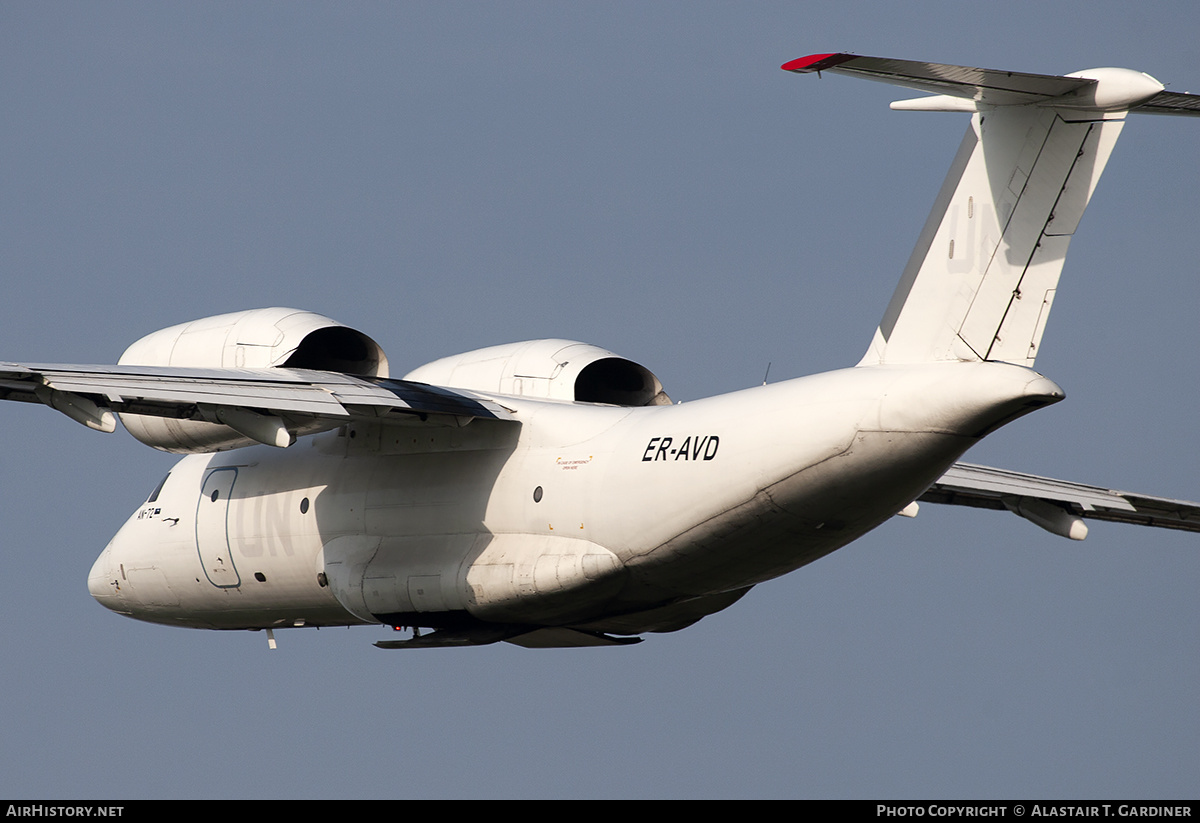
xmin=1 ymin=311 xmax=667 ymax=454
xmin=405 ymin=338 xmax=671 ymax=406
xmin=119 ymin=307 xmax=391 ymax=376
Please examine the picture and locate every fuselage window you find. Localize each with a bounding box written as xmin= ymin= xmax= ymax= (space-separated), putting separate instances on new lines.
xmin=146 ymin=474 xmax=170 ymax=504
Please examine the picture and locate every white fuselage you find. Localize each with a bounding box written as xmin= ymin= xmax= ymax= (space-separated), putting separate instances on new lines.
xmin=87 ymin=360 xmax=1062 ymax=634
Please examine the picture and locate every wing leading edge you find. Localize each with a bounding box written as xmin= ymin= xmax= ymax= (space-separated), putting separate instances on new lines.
xmin=0 ymin=362 xmax=515 ymax=450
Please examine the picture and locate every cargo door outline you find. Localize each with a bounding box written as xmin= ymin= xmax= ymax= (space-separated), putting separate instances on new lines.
xmin=196 ymin=467 xmax=241 ymax=589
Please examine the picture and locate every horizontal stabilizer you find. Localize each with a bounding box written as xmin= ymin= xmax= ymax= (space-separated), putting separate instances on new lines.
xmin=782 ymin=53 xmax=1200 ymax=115
xmin=1134 ymin=90 xmax=1200 ymax=116
xmin=784 ymin=53 xmax=1095 ymax=106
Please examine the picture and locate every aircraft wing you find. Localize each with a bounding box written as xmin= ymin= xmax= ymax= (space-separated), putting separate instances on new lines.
xmin=0 ymin=362 xmax=515 ymax=447
xmin=920 ymin=462 xmax=1200 ymax=539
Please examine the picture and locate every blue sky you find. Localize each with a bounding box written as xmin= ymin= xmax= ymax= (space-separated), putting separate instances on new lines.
xmin=1 ymin=1 xmax=1196 ymax=799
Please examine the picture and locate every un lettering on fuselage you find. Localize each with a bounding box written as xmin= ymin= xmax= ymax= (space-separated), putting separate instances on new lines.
xmin=641 ymin=435 xmax=719 ymax=462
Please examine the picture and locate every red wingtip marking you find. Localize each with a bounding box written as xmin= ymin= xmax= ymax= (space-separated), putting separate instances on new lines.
xmin=781 ymin=53 xmax=854 ymax=73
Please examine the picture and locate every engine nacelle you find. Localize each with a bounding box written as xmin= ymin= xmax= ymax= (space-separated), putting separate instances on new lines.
xmin=118 ymin=308 xmax=388 ymax=453
xmin=403 ymin=339 xmax=671 ymax=406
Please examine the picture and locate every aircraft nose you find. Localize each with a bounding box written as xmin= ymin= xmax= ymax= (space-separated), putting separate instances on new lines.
xmin=87 ymin=542 xmax=128 ymax=614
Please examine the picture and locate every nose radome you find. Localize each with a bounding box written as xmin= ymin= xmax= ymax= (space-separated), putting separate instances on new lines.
xmin=87 ymin=542 xmax=126 ymax=613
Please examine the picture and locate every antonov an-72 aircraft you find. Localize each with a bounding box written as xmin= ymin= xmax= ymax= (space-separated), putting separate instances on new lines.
xmin=4 ymin=54 xmax=1198 ymax=649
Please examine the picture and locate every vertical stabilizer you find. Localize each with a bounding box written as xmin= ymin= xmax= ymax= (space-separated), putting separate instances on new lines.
xmin=781 ymin=54 xmax=1198 ymax=368
xmin=860 ymin=107 xmax=1124 ymax=367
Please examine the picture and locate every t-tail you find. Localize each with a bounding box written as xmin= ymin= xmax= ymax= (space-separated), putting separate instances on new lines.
xmin=783 ymin=54 xmax=1200 ymax=368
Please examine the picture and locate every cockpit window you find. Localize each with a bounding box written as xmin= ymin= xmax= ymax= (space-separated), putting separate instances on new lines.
xmin=146 ymin=474 xmax=170 ymax=503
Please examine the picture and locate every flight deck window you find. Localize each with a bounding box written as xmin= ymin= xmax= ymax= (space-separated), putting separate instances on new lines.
xmin=146 ymin=474 xmax=170 ymax=503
